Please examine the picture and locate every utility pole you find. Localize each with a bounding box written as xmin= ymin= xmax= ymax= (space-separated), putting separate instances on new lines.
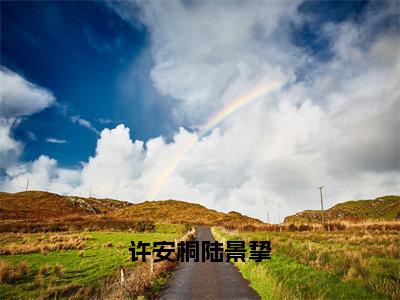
xmin=318 ymin=185 xmax=324 ymax=223
xmin=89 ymin=186 xmax=92 ymax=198
xmin=278 ymin=211 xmax=281 ymax=224
xmin=25 ymin=179 xmax=29 ymax=191
xmin=266 ymin=210 xmax=270 ymax=224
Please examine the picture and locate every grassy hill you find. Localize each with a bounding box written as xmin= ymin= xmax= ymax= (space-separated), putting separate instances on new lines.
xmin=0 ymin=191 xmax=131 ymax=220
xmin=284 ymin=195 xmax=400 ymax=223
xmin=111 ymin=199 xmax=263 ymax=226
xmin=0 ymin=191 xmax=263 ymax=227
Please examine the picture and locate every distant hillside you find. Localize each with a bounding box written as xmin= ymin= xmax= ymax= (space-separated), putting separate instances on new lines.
xmin=0 ymin=191 xmax=131 ymax=220
xmin=0 ymin=191 xmax=263 ymax=227
xmin=284 ymin=195 xmax=400 ymax=223
xmin=111 ymin=199 xmax=264 ymax=226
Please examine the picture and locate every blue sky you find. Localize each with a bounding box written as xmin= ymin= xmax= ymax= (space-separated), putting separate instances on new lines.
xmin=1 ymin=1 xmax=173 ymax=166
xmin=1 ymin=1 xmax=399 ymax=221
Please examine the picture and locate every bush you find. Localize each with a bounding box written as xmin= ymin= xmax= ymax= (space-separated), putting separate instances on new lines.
xmin=136 ymin=221 xmax=155 ymax=232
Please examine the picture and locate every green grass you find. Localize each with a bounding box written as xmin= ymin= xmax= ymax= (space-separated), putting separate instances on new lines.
xmin=285 ymin=195 xmax=400 ymax=222
xmin=0 ymin=224 xmax=185 ymax=299
xmin=213 ymin=228 xmax=392 ymax=300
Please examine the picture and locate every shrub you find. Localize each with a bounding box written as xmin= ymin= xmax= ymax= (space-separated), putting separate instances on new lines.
xmin=136 ymin=221 xmax=155 ymax=232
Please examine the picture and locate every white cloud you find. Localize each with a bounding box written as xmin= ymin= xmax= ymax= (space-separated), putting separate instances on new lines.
xmin=46 ymin=138 xmax=68 ymax=144
xmin=0 ymin=67 xmax=55 ymax=118
xmin=0 ymin=118 xmax=22 ymax=169
xmin=26 ymin=131 xmax=37 ymax=141
xmin=70 ymin=115 xmax=100 ymax=135
xmin=2 ymin=155 xmax=80 ymax=194
xmin=116 ymin=1 xmax=301 ymax=124
xmin=0 ymin=68 xmax=55 ymax=169
xmin=74 ymin=125 xmax=144 ymax=198
xmin=97 ymin=118 xmax=123 ymax=124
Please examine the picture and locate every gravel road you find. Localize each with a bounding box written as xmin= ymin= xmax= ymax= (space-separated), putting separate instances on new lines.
xmin=158 ymin=226 xmax=260 ymax=300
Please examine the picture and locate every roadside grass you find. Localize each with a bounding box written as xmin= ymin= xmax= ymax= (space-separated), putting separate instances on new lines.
xmin=0 ymin=224 xmax=185 ymax=299
xmin=213 ymin=227 xmax=396 ymax=299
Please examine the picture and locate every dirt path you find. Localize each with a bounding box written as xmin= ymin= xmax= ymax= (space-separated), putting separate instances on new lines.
xmin=158 ymin=226 xmax=260 ymax=300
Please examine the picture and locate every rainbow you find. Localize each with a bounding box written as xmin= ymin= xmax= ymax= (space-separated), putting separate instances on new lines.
xmin=145 ymin=80 xmax=281 ymax=200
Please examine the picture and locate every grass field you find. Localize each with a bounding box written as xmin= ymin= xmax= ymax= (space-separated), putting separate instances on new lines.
xmin=213 ymin=225 xmax=400 ymax=299
xmin=0 ymin=224 xmax=186 ymax=299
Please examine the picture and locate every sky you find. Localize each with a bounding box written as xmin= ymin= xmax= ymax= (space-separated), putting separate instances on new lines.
xmin=0 ymin=0 xmax=399 ymax=222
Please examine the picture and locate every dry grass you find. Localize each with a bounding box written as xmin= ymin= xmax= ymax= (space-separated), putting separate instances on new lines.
xmin=221 ymin=220 xmax=400 ymax=233
xmin=53 ymin=264 xmax=64 ymax=278
xmin=38 ymin=264 xmax=50 ymax=276
xmin=34 ymin=273 xmax=43 ymax=288
xmin=0 ymin=191 xmax=131 ymax=221
xmin=0 ymin=260 xmax=30 ymax=284
xmin=105 ymin=227 xmax=195 ymax=299
xmin=0 ymin=216 xmax=157 ymax=233
xmin=44 ymin=282 xmax=91 ymax=299
xmin=0 ymin=233 xmax=90 ymax=255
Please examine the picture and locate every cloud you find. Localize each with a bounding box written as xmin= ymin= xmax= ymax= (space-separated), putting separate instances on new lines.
xmin=76 ymin=124 xmax=144 ymax=198
xmin=107 ymin=1 xmax=399 ymax=219
xmin=1 ymin=155 xmax=80 ymax=194
xmin=0 ymin=67 xmax=55 ymax=118
xmin=97 ymin=118 xmax=114 ymax=124
xmin=0 ymin=118 xmax=22 ymax=169
xmin=114 ymin=1 xmax=301 ymax=125
xmin=97 ymin=118 xmax=124 ymax=124
xmin=46 ymin=138 xmax=68 ymax=144
xmin=70 ymin=115 xmax=100 ymax=135
xmin=26 ymin=131 xmax=37 ymax=141
xmin=0 ymin=68 xmax=55 ymax=169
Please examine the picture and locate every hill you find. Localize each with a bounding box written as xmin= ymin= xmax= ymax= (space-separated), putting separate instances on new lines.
xmin=284 ymin=195 xmax=400 ymax=223
xmin=111 ymin=199 xmax=263 ymax=226
xmin=0 ymin=191 xmax=263 ymax=227
xmin=0 ymin=191 xmax=131 ymax=220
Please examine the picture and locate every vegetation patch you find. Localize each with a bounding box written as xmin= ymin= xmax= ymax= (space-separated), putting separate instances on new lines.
xmin=213 ymin=226 xmax=399 ymax=299
xmin=0 ymin=225 xmax=186 ymax=299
